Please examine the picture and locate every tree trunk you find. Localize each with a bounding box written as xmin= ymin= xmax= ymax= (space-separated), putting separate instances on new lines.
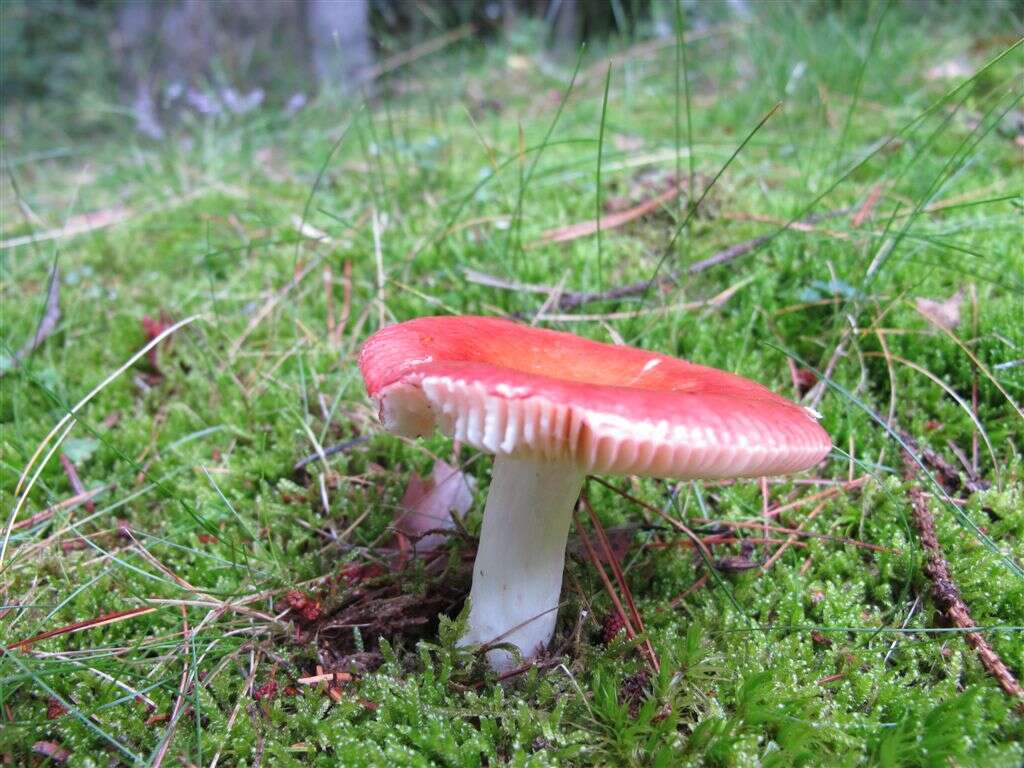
xmin=306 ymin=0 xmax=375 ymax=95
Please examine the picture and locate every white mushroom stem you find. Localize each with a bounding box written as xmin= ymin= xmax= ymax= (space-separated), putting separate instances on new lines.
xmin=460 ymin=454 xmax=585 ymax=672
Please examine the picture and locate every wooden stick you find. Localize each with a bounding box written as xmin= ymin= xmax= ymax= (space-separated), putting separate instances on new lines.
xmin=905 ymin=461 xmax=1023 ymax=712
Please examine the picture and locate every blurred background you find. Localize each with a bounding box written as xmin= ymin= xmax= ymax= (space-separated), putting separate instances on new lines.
xmin=7 ymin=0 xmax=1018 ymax=143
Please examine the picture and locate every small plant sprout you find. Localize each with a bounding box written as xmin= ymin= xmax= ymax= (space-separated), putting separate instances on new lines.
xmin=360 ymin=316 xmax=831 ymax=671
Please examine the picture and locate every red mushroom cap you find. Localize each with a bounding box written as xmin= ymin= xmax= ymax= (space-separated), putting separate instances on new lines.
xmin=359 ymin=316 xmax=831 ymax=479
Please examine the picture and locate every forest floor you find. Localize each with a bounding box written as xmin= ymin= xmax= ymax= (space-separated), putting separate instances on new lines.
xmin=2 ymin=5 xmax=1023 ymax=766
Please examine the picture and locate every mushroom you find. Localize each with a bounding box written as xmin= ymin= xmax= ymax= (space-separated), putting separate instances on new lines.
xmin=359 ymin=316 xmax=831 ymax=671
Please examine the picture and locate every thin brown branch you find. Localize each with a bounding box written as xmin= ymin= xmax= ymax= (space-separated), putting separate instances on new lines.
xmin=470 ymin=208 xmax=852 ymax=312
xmin=296 ymin=671 xmax=353 ymax=685
xmin=571 ymin=508 xmax=648 ymax=667
xmin=152 ymin=606 xmax=191 ymax=768
xmin=626 ymin=489 xmax=718 ymax=567
xmin=816 ymin=672 xmax=846 ymax=686
xmin=58 ymin=453 xmax=93 ymax=513
xmin=765 ymin=476 xmax=870 ymax=518
xmin=693 ymin=519 xmax=891 ymax=553
xmin=4 ymin=606 xmax=156 ymax=652
xmin=323 ymin=264 xmax=336 ymax=339
xmin=293 ymin=436 xmax=368 ymax=472
xmin=0 ymin=208 xmax=132 ymax=251
xmin=577 ymin=23 xmax=737 ymax=85
xmin=897 ymin=428 xmax=989 ymax=495
xmin=10 ymin=485 xmax=111 ymax=532
xmin=532 ymin=182 xmax=683 ymax=246
xmin=648 ymin=535 xmax=805 ymax=550
xmin=580 ymin=492 xmax=659 ymax=673
xmin=905 ymin=461 xmax=1024 ymax=712
xmin=665 ymin=574 xmax=709 ymax=611
xmin=334 ymin=258 xmax=352 ymax=346
xmin=227 ymin=257 xmax=322 ymax=362
xmin=760 ymin=499 xmax=829 ymax=573
xmin=851 ymin=184 xmax=884 ymax=227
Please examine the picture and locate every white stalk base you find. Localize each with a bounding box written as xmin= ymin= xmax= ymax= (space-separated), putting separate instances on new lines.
xmin=460 ymin=454 xmax=585 ymax=673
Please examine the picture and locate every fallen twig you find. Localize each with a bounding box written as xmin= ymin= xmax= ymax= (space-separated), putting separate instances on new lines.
xmin=760 ymin=499 xmax=829 ymax=573
xmin=897 ymin=428 xmax=989 ymax=495
xmin=466 ymin=268 xmax=747 ymax=317
xmin=664 ymin=574 xmax=709 ymax=611
xmin=324 ymin=264 xmax=336 ymax=338
xmin=905 ymin=460 xmax=1024 ymax=711
xmin=293 ymin=436 xmax=368 ymax=472
xmin=851 ymin=184 xmax=884 ymax=227
xmin=3 ymin=606 xmax=157 ymax=652
xmin=695 ymin=518 xmax=890 ymax=553
xmin=0 ymin=208 xmax=132 ymax=250
xmin=151 ymin=607 xmax=191 ymax=768
xmin=765 ymin=476 xmax=870 ymax=519
xmin=578 ymin=24 xmax=736 ymax=86
xmin=468 ymin=208 xmax=849 ymax=313
xmin=58 ymin=453 xmax=93 ymax=514
xmin=572 ymin=506 xmax=658 ymax=672
xmin=581 ymin=493 xmax=659 ymax=673
xmin=296 ymin=671 xmax=353 ymax=685
xmin=532 ymin=182 xmax=683 ymax=246
xmin=914 ymin=302 xmax=1024 ymax=422
xmin=10 ymin=485 xmax=111 ymax=532
xmin=333 ymin=259 xmax=353 ymax=346
xmin=0 ymin=185 xmax=245 ymax=252
xmin=536 ymin=279 xmax=750 ymax=322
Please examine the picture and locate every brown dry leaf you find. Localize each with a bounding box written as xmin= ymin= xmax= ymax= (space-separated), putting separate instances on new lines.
xmin=395 ymin=459 xmax=475 ymax=550
xmin=916 ymin=290 xmax=964 ymax=331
